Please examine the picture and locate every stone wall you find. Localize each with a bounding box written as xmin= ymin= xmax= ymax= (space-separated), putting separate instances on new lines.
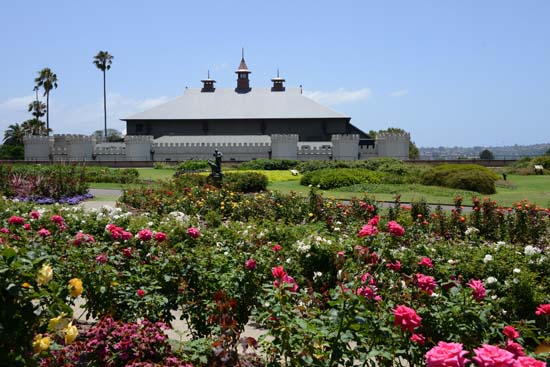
xmin=23 ymin=133 xmax=411 ymax=162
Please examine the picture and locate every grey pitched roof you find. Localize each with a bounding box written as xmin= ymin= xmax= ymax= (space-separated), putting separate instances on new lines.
xmin=123 ymin=87 xmax=349 ymax=120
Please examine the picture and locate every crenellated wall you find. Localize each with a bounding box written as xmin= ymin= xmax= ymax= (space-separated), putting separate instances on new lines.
xmin=22 ymin=132 xmax=411 ymax=162
xmin=376 ymin=132 xmax=410 ymax=159
xmin=271 ymin=134 xmax=298 ymax=160
xmin=331 ymin=134 xmax=359 ymax=160
xmin=153 ymin=141 xmax=270 ymax=161
xmin=23 ymin=136 xmax=53 ymax=161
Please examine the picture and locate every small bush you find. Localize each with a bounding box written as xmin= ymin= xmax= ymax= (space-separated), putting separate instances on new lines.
xmin=84 ymin=167 xmax=140 ymax=184
xmin=177 ymin=160 xmax=209 ymax=171
xmin=224 ymin=172 xmax=268 ymax=192
xmin=238 ymin=158 xmax=299 ymax=170
xmin=300 ymin=168 xmax=383 ymax=190
xmin=421 ymin=164 xmax=499 ymax=194
xmin=532 ymin=156 xmax=550 ymax=169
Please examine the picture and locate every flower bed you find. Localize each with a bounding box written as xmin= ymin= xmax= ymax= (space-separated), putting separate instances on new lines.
xmin=1 ymin=185 xmax=550 ymax=366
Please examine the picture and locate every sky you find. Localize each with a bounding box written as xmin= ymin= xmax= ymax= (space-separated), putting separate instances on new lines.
xmin=1 ymin=0 xmax=549 ymax=147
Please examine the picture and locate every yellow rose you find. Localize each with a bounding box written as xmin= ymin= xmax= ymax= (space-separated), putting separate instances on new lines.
xmin=48 ymin=313 xmax=68 ymax=331
xmin=37 ymin=264 xmax=53 ymax=286
xmin=68 ymin=278 xmax=83 ymax=297
xmin=33 ymin=334 xmax=51 ymax=353
xmin=64 ymin=322 xmax=78 ymax=344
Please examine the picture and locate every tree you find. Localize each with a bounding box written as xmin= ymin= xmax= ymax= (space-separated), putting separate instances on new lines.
xmin=3 ymin=123 xmax=25 ymax=146
xmin=28 ymin=100 xmax=47 ymax=119
xmin=93 ymin=51 xmax=114 ymax=138
xmin=545 ymin=148 xmax=550 ymax=156
xmin=479 ymin=149 xmax=495 ymax=160
xmin=92 ymin=128 xmax=122 ymax=142
xmin=34 ymin=68 xmax=58 ymax=134
xmin=21 ymin=119 xmax=50 ymax=136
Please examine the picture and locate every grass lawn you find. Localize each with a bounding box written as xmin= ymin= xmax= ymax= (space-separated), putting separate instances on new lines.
xmin=267 ymin=174 xmax=550 ymax=207
xmin=94 ymin=169 xmax=550 ymax=208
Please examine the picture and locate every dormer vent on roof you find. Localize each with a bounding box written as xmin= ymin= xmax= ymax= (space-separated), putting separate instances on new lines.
xmin=235 ymin=48 xmax=251 ymax=93
xmin=201 ymin=70 xmax=216 ymax=92
xmin=271 ymin=69 xmax=286 ymax=92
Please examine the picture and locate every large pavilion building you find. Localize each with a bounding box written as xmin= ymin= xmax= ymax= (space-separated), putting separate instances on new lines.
xmin=122 ymin=53 xmax=372 ymax=143
xmin=23 ymin=53 xmax=410 ymax=162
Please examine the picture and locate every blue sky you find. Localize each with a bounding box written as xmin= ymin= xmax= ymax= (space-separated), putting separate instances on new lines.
xmin=1 ymin=1 xmax=548 ymax=147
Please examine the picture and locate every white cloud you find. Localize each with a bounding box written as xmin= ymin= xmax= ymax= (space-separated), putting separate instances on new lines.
xmin=0 ymin=94 xmax=34 ymax=111
xmin=303 ymin=88 xmax=372 ymax=105
xmin=389 ymin=89 xmax=409 ymax=97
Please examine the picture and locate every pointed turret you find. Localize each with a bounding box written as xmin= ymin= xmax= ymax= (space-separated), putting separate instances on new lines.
xmin=235 ymin=48 xmax=251 ymax=93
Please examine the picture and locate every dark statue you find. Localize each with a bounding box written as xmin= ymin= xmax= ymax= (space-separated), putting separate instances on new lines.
xmin=207 ymin=149 xmax=223 ymax=185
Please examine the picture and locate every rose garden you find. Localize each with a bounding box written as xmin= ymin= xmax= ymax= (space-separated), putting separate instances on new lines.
xmin=1 ymin=159 xmax=550 ymax=366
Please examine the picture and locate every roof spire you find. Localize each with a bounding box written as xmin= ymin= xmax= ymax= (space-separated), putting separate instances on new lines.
xmin=235 ymin=48 xmax=251 ymax=92
xmin=201 ymin=70 xmax=216 ymax=92
xmin=271 ymin=69 xmax=286 ymax=92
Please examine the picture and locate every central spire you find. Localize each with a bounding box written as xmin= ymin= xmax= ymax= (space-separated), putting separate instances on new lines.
xmin=235 ymin=48 xmax=251 ymax=93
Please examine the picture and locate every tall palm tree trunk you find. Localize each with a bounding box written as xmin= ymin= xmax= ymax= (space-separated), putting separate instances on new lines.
xmin=46 ymin=92 xmax=50 ymax=135
xmin=103 ymin=70 xmax=107 ymax=139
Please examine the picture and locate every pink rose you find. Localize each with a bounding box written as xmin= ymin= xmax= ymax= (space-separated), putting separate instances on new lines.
xmin=503 ymin=325 xmax=520 ymax=340
xmin=337 ymin=251 xmax=345 ymax=258
xmin=387 ymin=221 xmax=405 ymax=237
xmin=73 ymin=233 xmax=95 ymax=246
xmin=367 ymin=215 xmax=380 ymax=227
xmin=23 ymin=223 xmax=31 ymax=231
xmin=121 ymin=231 xmax=133 ymax=241
xmin=392 ymin=305 xmax=422 ymax=333
xmin=472 ymin=344 xmax=515 ymax=367
xmin=122 ymin=247 xmax=133 ymax=258
xmin=0 ymin=227 xmax=9 ymax=233
xmin=187 ymin=227 xmax=200 ymax=239
xmin=38 ymin=228 xmax=51 ymax=237
xmin=418 ymin=257 xmax=434 ymax=268
xmin=386 ymin=260 xmax=401 ymax=272
xmin=154 ymin=232 xmax=167 ymax=242
xmin=426 ymin=341 xmax=469 ymax=367
xmin=8 ymin=216 xmax=25 ymax=225
xmin=358 ymin=224 xmax=378 ymax=237
xmin=271 ymin=266 xmax=286 ymax=279
xmin=51 ymin=215 xmax=64 ymax=224
xmin=279 ymin=274 xmax=298 ymax=292
xmin=137 ymin=229 xmax=153 ymax=241
xmin=410 ymin=333 xmax=426 ymax=345
xmin=415 ymin=273 xmax=437 ymax=295
xmin=514 ymin=357 xmax=545 ymax=367
xmin=357 ymin=285 xmax=381 ymax=301
xmin=467 ymin=279 xmax=486 ymax=301
xmin=535 ymin=304 xmax=550 ymax=316
xmin=95 ymin=253 xmax=108 ymax=264
xmin=271 ymin=244 xmax=282 ymax=252
xmin=245 ymin=258 xmax=257 ymax=270
xmin=136 ymin=289 xmax=145 ymax=297
xmin=505 ymin=340 xmax=525 ymax=358
xmin=29 ymin=211 xmax=41 ymax=219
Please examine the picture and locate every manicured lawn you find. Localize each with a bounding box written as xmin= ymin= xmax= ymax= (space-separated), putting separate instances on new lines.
xmin=268 ymin=174 xmax=550 ymax=207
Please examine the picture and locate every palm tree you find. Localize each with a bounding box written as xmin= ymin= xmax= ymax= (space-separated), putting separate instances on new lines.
xmin=34 ymin=68 xmax=58 ymax=134
xmin=93 ymin=51 xmax=114 ymax=139
xmin=21 ymin=119 xmax=50 ymax=136
xmin=3 ymin=123 xmax=25 ymax=146
xmin=28 ymin=100 xmax=47 ymax=119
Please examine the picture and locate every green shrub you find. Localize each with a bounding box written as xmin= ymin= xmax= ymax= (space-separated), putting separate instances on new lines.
xmin=0 ymin=144 xmax=24 ymax=160
xmin=300 ymin=168 xmax=383 ymax=190
xmin=84 ymin=167 xmax=140 ymax=184
xmin=224 ymin=172 xmax=268 ymax=192
xmin=238 ymin=158 xmax=299 ymax=170
xmin=532 ymin=156 xmax=550 ymax=169
xmin=177 ymin=160 xmax=209 ymax=171
xmin=421 ymin=164 xmax=499 ymax=194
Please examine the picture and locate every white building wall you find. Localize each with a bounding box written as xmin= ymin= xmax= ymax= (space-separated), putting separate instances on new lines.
xmin=125 ymin=135 xmax=153 ymax=161
xmin=331 ymin=134 xmax=359 ymax=160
